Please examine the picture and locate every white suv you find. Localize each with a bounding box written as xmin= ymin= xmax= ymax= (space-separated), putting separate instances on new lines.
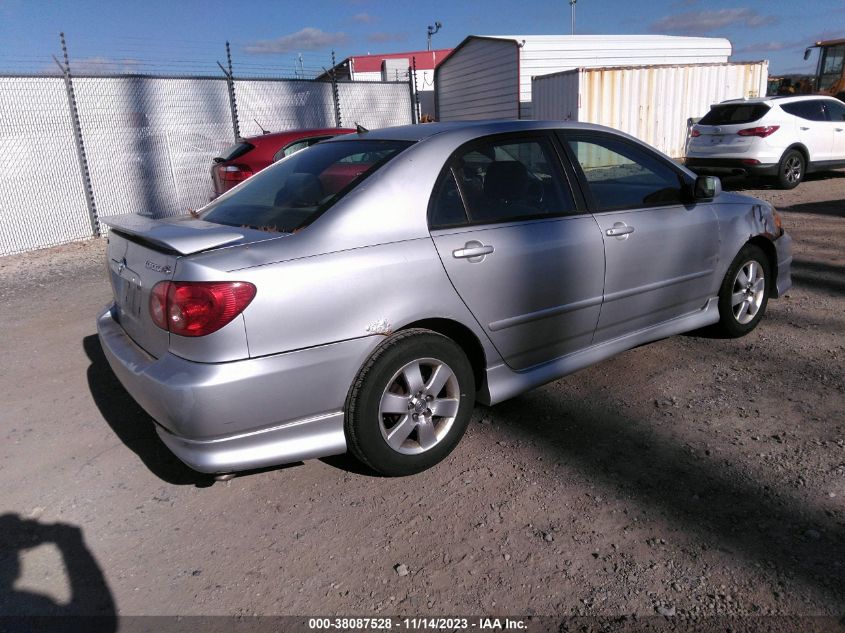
xmin=686 ymin=95 xmax=845 ymax=189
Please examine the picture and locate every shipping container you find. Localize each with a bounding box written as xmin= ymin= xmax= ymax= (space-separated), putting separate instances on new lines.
xmin=435 ymin=35 xmax=732 ymax=121
xmin=531 ymin=61 xmax=768 ymax=158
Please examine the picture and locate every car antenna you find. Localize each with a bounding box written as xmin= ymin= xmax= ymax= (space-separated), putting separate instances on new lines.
xmin=254 ymin=118 xmax=270 ymax=135
xmin=356 ymin=123 xmax=369 ymax=134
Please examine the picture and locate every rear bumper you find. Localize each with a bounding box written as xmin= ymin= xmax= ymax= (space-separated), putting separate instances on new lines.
xmin=97 ymin=305 xmax=380 ymax=473
xmin=686 ymin=158 xmax=779 ymax=177
xmin=773 ymin=232 xmax=793 ymax=298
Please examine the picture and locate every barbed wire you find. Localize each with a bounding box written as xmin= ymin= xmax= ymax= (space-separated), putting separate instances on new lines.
xmin=0 ymin=36 xmax=343 ymax=78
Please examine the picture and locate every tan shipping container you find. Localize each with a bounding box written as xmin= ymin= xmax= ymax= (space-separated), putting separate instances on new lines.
xmin=532 ymin=61 xmax=769 ymax=158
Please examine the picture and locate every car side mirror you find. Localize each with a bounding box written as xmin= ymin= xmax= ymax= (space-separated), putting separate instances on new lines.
xmin=693 ymin=175 xmax=721 ymax=200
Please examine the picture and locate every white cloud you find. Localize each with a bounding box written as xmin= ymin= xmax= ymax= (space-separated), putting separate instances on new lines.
xmin=352 ymin=12 xmax=375 ymax=24
xmin=650 ymin=8 xmax=777 ymax=35
xmin=245 ymin=28 xmax=349 ymax=54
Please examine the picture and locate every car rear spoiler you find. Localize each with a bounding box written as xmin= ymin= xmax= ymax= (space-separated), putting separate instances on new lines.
xmin=102 ymin=213 xmax=248 ymax=255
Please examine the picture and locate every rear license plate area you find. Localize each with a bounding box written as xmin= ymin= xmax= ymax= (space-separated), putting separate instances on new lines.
xmin=112 ymin=263 xmax=142 ymax=319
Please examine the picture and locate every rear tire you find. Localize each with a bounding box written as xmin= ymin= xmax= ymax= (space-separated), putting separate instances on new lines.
xmin=344 ymin=329 xmax=475 ymax=476
xmin=776 ymin=149 xmax=804 ymax=189
xmin=714 ymin=244 xmax=771 ymax=338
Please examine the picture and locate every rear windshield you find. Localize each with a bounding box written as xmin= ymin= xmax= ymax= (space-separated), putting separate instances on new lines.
xmin=699 ymin=103 xmax=770 ymax=126
xmin=215 ymin=141 xmax=255 ymax=163
xmin=201 ymin=139 xmax=413 ymax=233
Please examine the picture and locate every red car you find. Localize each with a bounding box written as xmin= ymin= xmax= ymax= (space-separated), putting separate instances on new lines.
xmin=211 ymin=127 xmax=355 ymax=198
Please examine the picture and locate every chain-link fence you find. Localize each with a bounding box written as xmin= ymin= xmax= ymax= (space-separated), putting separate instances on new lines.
xmin=74 ymin=76 xmax=235 ymax=221
xmin=234 ymin=80 xmax=336 ymax=137
xmin=336 ymin=81 xmax=416 ymax=129
xmin=0 ymin=72 xmax=414 ymax=256
xmin=0 ymin=77 xmax=92 ymax=254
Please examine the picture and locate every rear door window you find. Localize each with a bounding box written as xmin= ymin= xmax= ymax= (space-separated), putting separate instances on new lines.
xmin=699 ymin=104 xmax=770 ymax=125
xmin=781 ymin=100 xmax=829 ymax=121
xmin=429 ymin=171 xmax=468 ymax=228
xmin=273 ymin=136 xmax=334 ymax=162
xmin=437 ymin=136 xmax=575 ymax=226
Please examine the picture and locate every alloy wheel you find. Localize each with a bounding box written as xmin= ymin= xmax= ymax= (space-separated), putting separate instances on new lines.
xmin=378 ymin=358 xmax=460 ymax=455
xmin=731 ymin=260 xmax=766 ymax=324
xmin=783 ymin=155 xmax=802 ymax=185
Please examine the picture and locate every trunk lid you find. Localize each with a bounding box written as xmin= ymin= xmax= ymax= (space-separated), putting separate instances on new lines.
xmin=103 ymin=213 xmax=286 ymax=358
xmin=106 ymin=229 xmax=178 ymax=359
xmin=104 ymin=213 xmax=255 ymax=255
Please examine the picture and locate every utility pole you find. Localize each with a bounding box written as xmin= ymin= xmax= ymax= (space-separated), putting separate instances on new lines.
xmin=427 ymin=21 xmax=442 ymax=51
xmin=569 ymin=0 xmax=577 ymax=35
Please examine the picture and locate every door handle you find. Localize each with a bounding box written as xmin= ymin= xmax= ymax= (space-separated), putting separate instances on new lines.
xmin=605 ymin=223 xmax=635 ymax=239
xmin=800 ymin=126 xmax=810 ymax=131
xmin=836 ymin=128 xmax=844 ymax=132
xmin=453 ymin=241 xmax=494 ymax=261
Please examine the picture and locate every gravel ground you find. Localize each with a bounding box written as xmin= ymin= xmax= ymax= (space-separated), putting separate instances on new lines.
xmin=0 ymin=171 xmax=843 ymax=628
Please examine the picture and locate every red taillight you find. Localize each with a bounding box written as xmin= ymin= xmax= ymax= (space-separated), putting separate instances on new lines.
xmin=690 ymin=129 xmax=701 ymax=137
xmin=741 ymin=158 xmax=761 ymax=165
xmin=149 ymin=282 xmax=169 ymax=330
xmin=149 ymin=281 xmax=256 ymax=337
xmin=737 ymin=125 xmax=780 ymax=138
xmin=214 ymin=165 xmax=255 ymax=191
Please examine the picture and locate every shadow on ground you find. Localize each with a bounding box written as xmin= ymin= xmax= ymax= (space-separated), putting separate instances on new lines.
xmin=83 ymin=335 xmax=214 ymax=488
xmin=721 ymin=170 xmax=845 ymax=193
xmin=494 ymin=384 xmax=845 ymax=607
xmin=792 ymin=259 xmax=845 ymax=295
xmin=0 ymin=513 xmax=116 ymax=629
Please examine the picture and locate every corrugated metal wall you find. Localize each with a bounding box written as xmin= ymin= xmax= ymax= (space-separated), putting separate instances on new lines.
xmin=436 ymin=38 xmax=520 ymax=121
xmin=437 ymin=34 xmax=733 ymax=121
xmin=0 ymin=76 xmax=413 ymax=256
xmin=533 ymin=61 xmax=769 ymax=158
xmin=516 ymin=35 xmax=732 ymax=119
xmin=0 ymin=78 xmax=92 ymax=255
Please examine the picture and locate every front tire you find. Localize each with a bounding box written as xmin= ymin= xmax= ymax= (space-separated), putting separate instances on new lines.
xmin=345 ymin=329 xmax=475 ymax=476
xmin=714 ymin=244 xmax=771 ymax=338
xmin=776 ymin=149 xmax=804 ymax=189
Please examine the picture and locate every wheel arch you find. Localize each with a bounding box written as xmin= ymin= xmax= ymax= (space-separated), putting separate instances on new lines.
xmin=747 ymin=235 xmax=778 ymax=294
xmin=782 ymin=143 xmax=809 ymax=166
xmin=399 ymin=318 xmax=487 ymax=391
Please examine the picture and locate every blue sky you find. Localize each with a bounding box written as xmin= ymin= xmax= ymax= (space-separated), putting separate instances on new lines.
xmin=0 ymin=0 xmax=841 ymax=76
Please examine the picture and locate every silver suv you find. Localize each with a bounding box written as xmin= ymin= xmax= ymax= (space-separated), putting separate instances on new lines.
xmin=98 ymin=121 xmax=793 ymax=477
xmin=686 ymin=95 xmax=845 ymax=189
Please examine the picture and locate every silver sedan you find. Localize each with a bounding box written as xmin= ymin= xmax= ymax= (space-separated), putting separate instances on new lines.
xmin=97 ymin=120 xmax=793 ymax=476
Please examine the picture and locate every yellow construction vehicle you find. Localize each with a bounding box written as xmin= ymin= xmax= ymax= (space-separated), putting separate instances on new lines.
xmin=804 ymin=39 xmax=845 ymax=100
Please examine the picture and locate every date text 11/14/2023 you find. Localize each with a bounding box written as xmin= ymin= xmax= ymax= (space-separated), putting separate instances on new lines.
xmin=307 ymin=617 xmax=528 ymax=630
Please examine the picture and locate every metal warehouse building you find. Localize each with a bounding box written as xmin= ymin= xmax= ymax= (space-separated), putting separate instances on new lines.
xmin=435 ymin=34 xmax=732 ymax=120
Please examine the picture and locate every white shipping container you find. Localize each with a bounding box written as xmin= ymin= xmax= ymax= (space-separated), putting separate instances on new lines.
xmin=532 ymin=61 xmax=769 ymax=158
xmin=436 ymin=34 xmax=732 ymax=121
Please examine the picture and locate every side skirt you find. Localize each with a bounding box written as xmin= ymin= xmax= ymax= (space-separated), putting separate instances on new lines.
xmin=479 ymin=297 xmax=720 ymax=406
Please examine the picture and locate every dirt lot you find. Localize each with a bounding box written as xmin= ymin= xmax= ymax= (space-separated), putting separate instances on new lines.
xmin=1 ymin=172 xmax=843 ymax=628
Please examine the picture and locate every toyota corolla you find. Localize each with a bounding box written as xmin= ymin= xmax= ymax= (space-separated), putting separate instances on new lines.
xmin=97 ymin=121 xmax=792 ymax=477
